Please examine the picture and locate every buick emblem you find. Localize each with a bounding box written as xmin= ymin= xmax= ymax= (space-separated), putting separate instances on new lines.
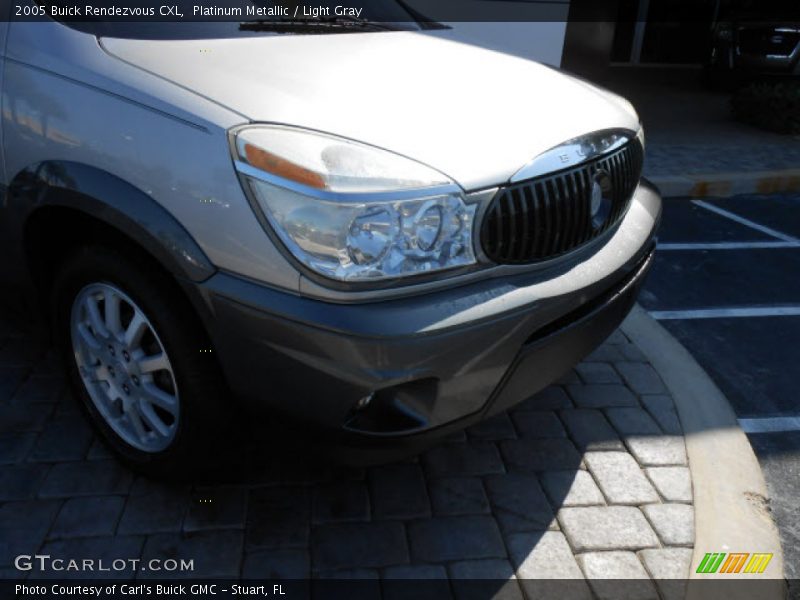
xmin=590 ymin=171 xmax=613 ymax=229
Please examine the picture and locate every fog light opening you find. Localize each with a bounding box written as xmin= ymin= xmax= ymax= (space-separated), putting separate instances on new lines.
xmin=344 ymin=378 xmax=439 ymax=436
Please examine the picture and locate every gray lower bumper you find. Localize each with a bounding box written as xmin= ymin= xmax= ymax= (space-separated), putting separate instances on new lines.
xmin=199 ymin=182 xmax=661 ymax=452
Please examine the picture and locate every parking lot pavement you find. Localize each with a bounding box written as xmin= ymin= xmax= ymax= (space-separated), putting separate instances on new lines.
xmin=640 ymin=192 xmax=800 ymax=588
xmin=601 ymin=66 xmax=800 ymax=180
xmin=0 ymin=314 xmax=694 ymax=594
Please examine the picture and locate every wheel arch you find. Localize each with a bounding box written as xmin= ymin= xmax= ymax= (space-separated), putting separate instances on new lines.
xmin=7 ymin=160 xmax=217 ymax=329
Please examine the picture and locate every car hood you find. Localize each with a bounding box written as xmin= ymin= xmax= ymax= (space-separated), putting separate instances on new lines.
xmin=101 ymin=31 xmax=639 ymax=190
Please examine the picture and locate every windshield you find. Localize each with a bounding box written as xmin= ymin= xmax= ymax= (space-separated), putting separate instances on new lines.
xmin=35 ymin=0 xmax=426 ymax=39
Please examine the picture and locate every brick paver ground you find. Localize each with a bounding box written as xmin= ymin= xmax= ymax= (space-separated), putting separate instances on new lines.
xmin=0 ymin=317 xmax=694 ymax=594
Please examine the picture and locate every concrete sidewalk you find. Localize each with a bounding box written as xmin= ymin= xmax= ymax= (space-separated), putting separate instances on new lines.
xmin=600 ymin=66 xmax=800 ymax=198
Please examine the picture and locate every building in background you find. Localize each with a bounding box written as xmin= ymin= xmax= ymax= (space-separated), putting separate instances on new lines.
xmin=422 ymin=0 xmax=731 ymax=80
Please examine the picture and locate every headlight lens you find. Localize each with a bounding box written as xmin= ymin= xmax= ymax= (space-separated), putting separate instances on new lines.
xmin=233 ymin=126 xmax=477 ymax=282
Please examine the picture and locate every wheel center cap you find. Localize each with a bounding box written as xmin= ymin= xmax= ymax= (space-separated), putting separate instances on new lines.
xmin=112 ymin=360 xmax=124 ymax=376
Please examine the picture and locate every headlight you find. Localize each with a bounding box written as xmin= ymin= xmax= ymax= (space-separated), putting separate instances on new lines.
xmin=232 ymin=125 xmax=477 ymax=282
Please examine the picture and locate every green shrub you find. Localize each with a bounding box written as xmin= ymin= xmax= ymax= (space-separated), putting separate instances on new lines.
xmin=731 ymin=81 xmax=800 ymax=134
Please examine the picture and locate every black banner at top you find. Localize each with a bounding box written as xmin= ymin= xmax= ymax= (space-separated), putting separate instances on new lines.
xmin=6 ymin=0 xmax=800 ymax=23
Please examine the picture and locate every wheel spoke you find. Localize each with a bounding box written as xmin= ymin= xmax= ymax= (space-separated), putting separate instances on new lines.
xmin=104 ymin=289 xmax=123 ymax=337
xmin=126 ymin=404 xmax=149 ymax=443
xmin=141 ymin=383 xmax=178 ymax=415
xmin=138 ymin=352 xmax=168 ymax=374
xmin=76 ymin=323 xmax=102 ymax=352
xmin=139 ymin=401 xmax=170 ymax=437
xmin=84 ymin=294 xmax=108 ymax=338
xmin=89 ymin=364 xmax=109 ymax=383
xmin=124 ymin=312 xmax=147 ymax=348
xmin=102 ymin=388 xmax=119 ymax=412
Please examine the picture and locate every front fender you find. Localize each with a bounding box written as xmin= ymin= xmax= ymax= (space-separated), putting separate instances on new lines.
xmin=9 ymin=160 xmax=216 ymax=283
xmin=0 ymin=161 xmax=217 ymax=327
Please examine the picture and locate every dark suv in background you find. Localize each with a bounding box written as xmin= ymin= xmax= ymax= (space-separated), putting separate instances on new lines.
xmin=707 ymin=0 xmax=800 ymax=83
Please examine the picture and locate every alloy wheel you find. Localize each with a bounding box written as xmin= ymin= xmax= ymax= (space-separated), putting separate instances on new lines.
xmin=70 ymin=282 xmax=180 ymax=453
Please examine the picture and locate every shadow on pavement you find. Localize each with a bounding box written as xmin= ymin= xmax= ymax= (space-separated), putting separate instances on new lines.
xmin=1 ymin=311 xmax=767 ymax=600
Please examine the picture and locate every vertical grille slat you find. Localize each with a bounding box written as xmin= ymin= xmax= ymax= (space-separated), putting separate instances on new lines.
xmin=543 ymin=179 xmax=556 ymax=257
xmin=563 ymin=173 xmax=577 ymax=250
xmin=533 ymin=182 xmax=546 ymax=258
xmin=560 ymin=176 xmax=571 ymax=253
xmin=494 ymin=193 xmax=505 ymax=259
xmin=553 ymin=177 xmax=567 ymax=254
xmin=505 ymin=192 xmax=517 ymax=262
xmin=577 ymin=167 xmax=593 ymax=245
xmin=621 ymin=150 xmax=632 ymax=198
xmin=512 ymin=189 xmax=524 ymax=259
xmin=519 ymin=186 xmax=531 ymax=258
xmin=560 ymin=175 xmax=573 ymax=253
xmin=622 ymin=151 xmax=633 ymax=216
xmin=480 ymin=138 xmax=643 ymax=264
xmin=612 ymin=154 xmax=624 ymax=230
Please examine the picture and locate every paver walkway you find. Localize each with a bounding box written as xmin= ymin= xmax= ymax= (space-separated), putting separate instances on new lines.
xmin=0 ymin=314 xmax=694 ymax=598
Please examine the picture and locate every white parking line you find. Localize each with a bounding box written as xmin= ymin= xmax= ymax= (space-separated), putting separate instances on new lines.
xmin=650 ymin=307 xmax=800 ymax=320
xmin=658 ymin=241 xmax=800 ymax=250
xmin=739 ymin=416 xmax=800 ymax=434
xmin=692 ymin=200 xmax=800 ymax=243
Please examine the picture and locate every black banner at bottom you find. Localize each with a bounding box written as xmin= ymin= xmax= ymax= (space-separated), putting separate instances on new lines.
xmin=2 ymin=578 xmax=794 ymax=600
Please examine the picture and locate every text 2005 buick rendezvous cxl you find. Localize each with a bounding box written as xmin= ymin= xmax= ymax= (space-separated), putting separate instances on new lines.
xmin=0 ymin=3 xmax=661 ymax=474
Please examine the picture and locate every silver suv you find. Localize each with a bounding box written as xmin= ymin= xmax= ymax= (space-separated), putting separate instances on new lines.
xmin=0 ymin=3 xmax=661 ymax=475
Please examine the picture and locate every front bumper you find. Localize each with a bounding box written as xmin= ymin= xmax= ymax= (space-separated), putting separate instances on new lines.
xmin=201 ymin=181 xmax=661 ymax=456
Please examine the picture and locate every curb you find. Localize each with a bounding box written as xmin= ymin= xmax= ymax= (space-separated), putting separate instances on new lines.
xmin=621 ymin=305 xmax=786 ymax=598
xmin=649 ymin=168 xmax=800 ymax=198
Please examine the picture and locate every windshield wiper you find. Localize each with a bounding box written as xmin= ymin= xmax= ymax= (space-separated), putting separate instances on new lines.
xmin=393 ymin=0 xmax=449 ymax=30
xmin=239 ymin=16 xmax=399 ymax=32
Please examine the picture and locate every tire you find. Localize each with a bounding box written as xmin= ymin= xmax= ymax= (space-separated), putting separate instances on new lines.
xmin=53 ymin=245 xmax=233 ymax=479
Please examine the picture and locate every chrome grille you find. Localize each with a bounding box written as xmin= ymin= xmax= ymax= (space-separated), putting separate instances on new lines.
xmin=480 ymin=139 xmax=644 ymax=264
